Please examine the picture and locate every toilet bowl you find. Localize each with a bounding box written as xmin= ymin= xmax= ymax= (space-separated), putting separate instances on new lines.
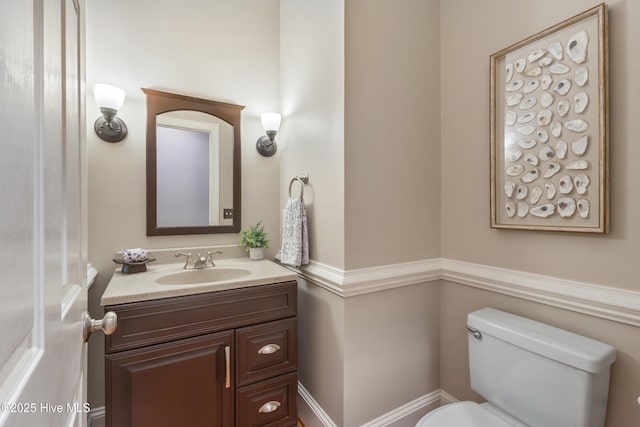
xmin=415 ymin=308 xmax=616 ymax=427
xmin=416 ymin=401 xmax=527 ymax=427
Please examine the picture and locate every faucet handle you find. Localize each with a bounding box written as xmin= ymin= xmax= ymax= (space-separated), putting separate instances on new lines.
xmin=175 ymin=252 xmax=193 ymax=269
xmin=206 ymin=250 xmax=223 ymax=267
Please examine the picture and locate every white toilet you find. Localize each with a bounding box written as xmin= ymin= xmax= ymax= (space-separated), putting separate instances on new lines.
xmin=417 ymin=308 xmax=616 ymax=427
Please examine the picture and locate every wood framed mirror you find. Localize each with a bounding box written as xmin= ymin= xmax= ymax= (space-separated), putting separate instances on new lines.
xmin=143 ymin=88 xmax=244 ymax=235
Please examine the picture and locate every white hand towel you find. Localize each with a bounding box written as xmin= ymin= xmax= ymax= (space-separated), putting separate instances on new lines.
xmin=280 ymin=197 xmax=309 ymax=267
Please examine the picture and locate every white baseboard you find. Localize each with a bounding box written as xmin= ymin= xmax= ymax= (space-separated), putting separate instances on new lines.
xmin=296 ymin=257 xmax=640 ymax=327
xmin=439 ymin=390 xmax=459 ymax=405
xmin=87 ymin=406 xmax=105 ymax=427
xmin=360 ymin=389 xmax=442 ymax=427
xmin=297 ymin=381 xmax=338 ymax=427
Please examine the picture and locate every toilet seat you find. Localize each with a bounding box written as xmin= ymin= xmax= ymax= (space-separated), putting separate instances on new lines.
xmin=416 ymin=401 xmax=515 ymax=427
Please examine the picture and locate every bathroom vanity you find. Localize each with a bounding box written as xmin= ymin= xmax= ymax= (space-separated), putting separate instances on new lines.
xmin=101 ymin=256 xmax=298 ymax=427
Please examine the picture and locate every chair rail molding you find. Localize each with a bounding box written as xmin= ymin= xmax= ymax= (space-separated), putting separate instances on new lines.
xmin=292 ymin=258 xmax=640 ymax=327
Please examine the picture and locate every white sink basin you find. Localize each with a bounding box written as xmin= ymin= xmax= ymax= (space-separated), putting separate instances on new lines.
xmin=155 ymin=268 xmax=251 ymax=285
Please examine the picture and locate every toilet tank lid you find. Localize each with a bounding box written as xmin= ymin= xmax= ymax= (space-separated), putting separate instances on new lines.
xmin=467 ymin=308 xmax=616 ymax=373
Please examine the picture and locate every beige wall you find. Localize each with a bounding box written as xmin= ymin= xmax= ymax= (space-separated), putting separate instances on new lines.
xmin=440 ymin=280 xmax=640 ymax=426
xmin=86 ymin=0 xmax=281 ymax=406
xmin=344 ymin=283 xmax=440 ymax=426
xmin=441 ymin=0 xmax=640 ymax=290
xmin=280 ymin=0 xmax=346 ymax=269
xmin=344 ymin=0 xmax=441 ymax=269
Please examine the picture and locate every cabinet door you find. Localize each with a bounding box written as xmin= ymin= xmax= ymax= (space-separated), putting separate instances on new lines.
xmin=106 ymin=331 xmax=233 ymax=427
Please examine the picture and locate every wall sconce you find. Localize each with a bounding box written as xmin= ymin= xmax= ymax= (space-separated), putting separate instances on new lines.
xmin=256 ymin=113 xmax=281 ymax=157
xmin=93 ymin=83 xmax=128 ymax=143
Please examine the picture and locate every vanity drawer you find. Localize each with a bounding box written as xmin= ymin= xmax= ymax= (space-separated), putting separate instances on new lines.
xmin=236 ymin=318 xmax=297 ymax=387
xmin=236 ymin=372 xmax=298 ymax=427
xmin=105 ymin=281 xmax=297 ymax=353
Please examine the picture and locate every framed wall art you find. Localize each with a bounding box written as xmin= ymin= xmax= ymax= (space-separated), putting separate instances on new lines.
xmin=490 ymin=3 xmax=608 ymax=233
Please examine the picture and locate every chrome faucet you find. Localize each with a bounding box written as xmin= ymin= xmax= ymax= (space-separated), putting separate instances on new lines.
xmin=175 ymin=250 xmax=223 ymax=269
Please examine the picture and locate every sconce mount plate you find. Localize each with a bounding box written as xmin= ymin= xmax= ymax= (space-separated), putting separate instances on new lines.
xmin=256 ymin=135 xmax=277 ymax=157
xmin=94 ymin=116 xmax=128 ymax=143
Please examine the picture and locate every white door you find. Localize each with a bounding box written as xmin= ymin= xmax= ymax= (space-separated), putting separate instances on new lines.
xmin=0 ymin=0 xmax=89 ymax=426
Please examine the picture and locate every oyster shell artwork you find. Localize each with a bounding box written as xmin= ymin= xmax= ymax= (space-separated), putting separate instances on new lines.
xmin=517 ymin=126 xmax=536 ymax=135
xmin=536 ymin=129 xmax=549 ymax=143
xmin=545 ymin=182 xmax=557 ymax=199
xmin=549 ymin=63 xmax=571 ymax=74
xmin=543 ymin=162 xmax=561 ymax=179
xmin=564 ymin=119 xmax=589 ymax=133
xmin=506 ymin=149 xmax=523 ymax=162
xmin=577 ymin=199 xmax=590 ymax=218
xmin=506 ymin=165 xmax=525 ymax=176
xmin=538 ymin=57 xmax=553 ymax=67
xmin=566 ymin=160 xmax=589 ymax=170
xmin=541 ymin=74 xmax=553 ymax=90
xmin=550 ymin=121 xmax=562 ymax=137
xmin=530 ymin=186 xmax=543 ymax=204
xmin=538 ymin=146 xmax=555 ymax=161
xmin=525 ymin=67 xmax=542 ymax=77
xmin=506 ymin=110 xmax=517 ymax=125
xmin=574 ymin=174 xmax=590 ymax=195
xmin=523 ymin=153 xmax=539 ymax=166
xmin=575 ymin=66 xmax=589 ymax=86
xmin=518 ymin=202 xmax=530 ymax=218
xmin=556 ymin=140 xmax=568 ymax=159
xmin=515 ymin=58 xmax=527 ymax=73
xmin=540 ymin=92 xmax=554 ymax=108
xmin=557 ymin=99 xmax=570 ymax=117
xmin=529 ymin=203 xmax=555 ymax=218
xmin=517 ymin=111 xmax=536 ymax=123
xmin=506 ymin=131 xmax=517 ymax=146
xmin=537 ymin=110 xmax=553 ymax=126
xmin=518 ymin=139 xmax=537 ymax=149
xmin=506 ymin=79 xmax=524 ymax=92
xmin=567 ymin=30 xmax=589 ymax=64
xmin=548 ymin=41 xmax=563 ymax=60
xmin=528 ymin=49 xmax=546 ymax=62
xmin=523 ymin=80 xmax=540 ymax=94
xmin=521 ymin=169 xmax=540 ymax=183
xmin=506 ymin=201 xmax=516 ymax=218
xmin=553 ymin=79 xmax=572 ymax=96
xmin=574 ymin=92 xmax=589 ymax=113
xmin=506 ymin=63 xmax=514 ymax=83
xmin=571 ymin=135 xmax=589 ymax=156
xmin=519 ymin=97 xmax=538 ymax=110
xmin=506 ymin=93 xmax=524 ymax=106
xmin=504 ymin=181 xmax=516 ymax=198
xmin=557 ymin=197 xmax=577 ymax=218
xmin=558 ymin=175 xmax=574 ymax=194
xmin=516 ymin=185 xmax=528 ymax=200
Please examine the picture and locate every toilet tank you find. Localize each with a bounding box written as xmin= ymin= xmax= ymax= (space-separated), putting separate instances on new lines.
xmin=467 ymin=308 xmax=616 ymax=427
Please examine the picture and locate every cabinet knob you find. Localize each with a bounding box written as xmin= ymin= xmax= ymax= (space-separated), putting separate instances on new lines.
xmin=258 ymin=401 xmax=281 ymax=414
xmin=258 ymin=343 xmax=280 ymax=355
xmin=83 ymin=311 xmax=117 ymax=342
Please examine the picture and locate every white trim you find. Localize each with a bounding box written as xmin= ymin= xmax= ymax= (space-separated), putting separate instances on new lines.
xmin=440 ymin=258 xmax=640 ymax=327
xmin=294 ymin=258 xmax=640 ymax=327
xmin=87 ymin=405 xmax=105 ymax=427
xmin=439 ymin=389 xmax=459 ymax=405
xmin=360 ymin=389 xmax=441 ymax=427
xmin=87 ymin=264 xmax=98 ymax=289
xmin=297 ymin=381 xmax=338 ymax=427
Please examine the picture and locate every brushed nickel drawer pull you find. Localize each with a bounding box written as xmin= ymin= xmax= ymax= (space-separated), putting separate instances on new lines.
xmin=258 ymin=400 xmax=281 ymax=413
xmin=224 ymin=346 xmax=231 ymax=388
xmin=258 ymin=343 xmax=281 ymax=355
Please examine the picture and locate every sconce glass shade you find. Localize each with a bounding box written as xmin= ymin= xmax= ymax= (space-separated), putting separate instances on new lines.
xmin=256 ymin=113 xmax=281 ymax=157
xmin=93 ymin=83 xmax=127 ymax=143
xmin=260 ymin=113 xmax=281 ymax=132
xmin=93 ymin=83 xmax=125 ymax=111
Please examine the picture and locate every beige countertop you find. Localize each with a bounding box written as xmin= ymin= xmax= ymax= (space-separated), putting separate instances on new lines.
xmin=101 ymin=257 xmax=298 ymax=306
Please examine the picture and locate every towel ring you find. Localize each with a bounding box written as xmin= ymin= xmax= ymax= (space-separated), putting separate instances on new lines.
xmin=288 ymin=172 xmax=309 ymax=199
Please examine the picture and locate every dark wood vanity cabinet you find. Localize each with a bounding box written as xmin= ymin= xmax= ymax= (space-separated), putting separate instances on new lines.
xmin=105 ymin=281 xmax=298 ymax=427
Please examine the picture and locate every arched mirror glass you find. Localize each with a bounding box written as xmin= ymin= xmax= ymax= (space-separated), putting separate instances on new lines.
xmin=143 ymin=88 xmax=244 ymax=235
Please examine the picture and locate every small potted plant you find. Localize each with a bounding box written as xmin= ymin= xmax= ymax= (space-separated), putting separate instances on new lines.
xmin=240 ymin=221 xmax=269 ymax=260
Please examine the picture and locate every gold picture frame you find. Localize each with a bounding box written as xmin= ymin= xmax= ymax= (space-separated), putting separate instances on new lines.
xmin=490 ymin=3 xmax=608 ymax=233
